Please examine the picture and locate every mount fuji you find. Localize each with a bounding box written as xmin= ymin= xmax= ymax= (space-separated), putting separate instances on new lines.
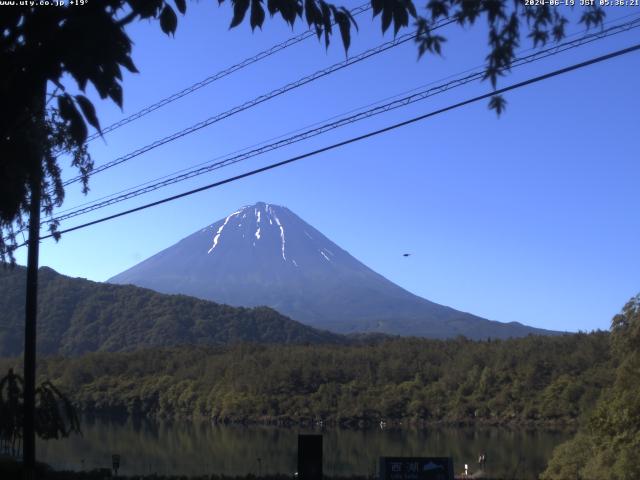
xmin=109 ymin=202 xmax=556 ymax=339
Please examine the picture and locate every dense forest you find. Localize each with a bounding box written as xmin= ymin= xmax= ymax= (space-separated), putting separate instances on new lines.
xmin=2 ymin=266 xmax=637 ymax=477
xmin=0 ymin=265 xmax=345 ymax=356
xmin=0 ymin=332 xmax=612 ymax=427
xmin=541 ymin=295 xmax=640 ymax=479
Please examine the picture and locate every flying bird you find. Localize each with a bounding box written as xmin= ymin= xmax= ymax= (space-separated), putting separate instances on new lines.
xmin=403 ymin=253 xmax=411 ymax=257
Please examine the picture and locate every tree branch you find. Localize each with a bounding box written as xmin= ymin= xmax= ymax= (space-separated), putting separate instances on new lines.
xmin=117 ymin=10 xmax=139 ymax=27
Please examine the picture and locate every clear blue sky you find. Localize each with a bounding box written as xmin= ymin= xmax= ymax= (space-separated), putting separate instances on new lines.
xmin=14 ymin=2 xmax=640 ymax=332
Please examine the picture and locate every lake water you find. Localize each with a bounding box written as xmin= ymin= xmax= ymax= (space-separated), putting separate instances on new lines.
xmin=36 ymin=417 xmax=573 ymax=479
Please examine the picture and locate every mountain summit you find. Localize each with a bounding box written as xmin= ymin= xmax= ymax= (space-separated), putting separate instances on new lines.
xmin=109 ymin=202 xmax=556 ymax=339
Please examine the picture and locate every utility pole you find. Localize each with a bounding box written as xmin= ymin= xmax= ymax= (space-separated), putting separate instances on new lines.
xmin=23 ymin=80 xmax=45 ymax=480
xmin=23 ymin=167 xmax=41 ymax=479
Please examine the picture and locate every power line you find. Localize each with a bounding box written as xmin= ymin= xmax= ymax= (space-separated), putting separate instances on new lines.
xmin=8 ymin=15 xmax=639 ymax=244
xmin=83 ymin=2 xmax=373 ymax=143
xmin=52 ymin=10 xmax=640 ymax=220
xmin=16 ymin=42 xmax=635 ymax=248
xmin=45 ymin=17 xmax=640 ymax=226
xmin=59 ymin=17 xmax=455 ymax=189
xmin=55 ymin=9 xmax=637 ymax=201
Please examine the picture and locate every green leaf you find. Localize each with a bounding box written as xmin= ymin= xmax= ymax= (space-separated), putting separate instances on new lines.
xmin=250 ymin=0 xmax=265 ymax=30
xmin=334 ymin=11 xmax=350 ymax=52
xmin=552 ymin=18 xmax=568 ymax=42
xmin=580 ymin=7 xmax=606 ymax=29
xmin=488 ymin=94 xmax=507 ymax=117
xmin=230 ymin=0 xmax=250 ymax=28
xmin=426 ymin=0 xmax=447 ymax=20
xmin=319 ymin=1 xmax=332 ymax=48
xmin=108 ymin=83 xmax=124 ymax=109
xmin=57 ymin=94 xmax=74 ymax=122
xmin=267 ymin=0 xmax=278 ymax=16
xmin=393 ymin=3 xmax=408 ymax=36
xmin=58 ymin=94 xmax=88 ymax=145
xmin=174 ymin=0 xmax=187 ymax=14
xmin=120 ymin=55 xmax=139 ymax=74
xmin=74 ymin=95 xmax=102 ymax=135
xmin=160 ymin=5 xmax=178 ymax=35
xmin=419 ymin=32 xmax=446 ymax=57
xmin=277 ymin=0 xmax=300 ymax=26
xmin=129 ymin=0 xmax=164 ymax=19
xmin=49 ymin=223 xmax=62 ymax=242
xmin=342 ymin=7 xmax=357 ymax=30
xmin=405 ymin=0 xmax=417 ymax=19
xmin=304 ymin=0 xmax=321 ymax=27
xmin=372 ymin=0 xmax=383 ymax=17
xmin=529 ymin=28 xmax=548 ymax=48
xmin=381 ymin=4 xmax=392 ymax=33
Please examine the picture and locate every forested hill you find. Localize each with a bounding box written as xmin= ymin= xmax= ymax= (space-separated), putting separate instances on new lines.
xmin=0 ymin=265 xmax=345 ymax=356
xmin=0 ymin=333 xmax=613 ymax=426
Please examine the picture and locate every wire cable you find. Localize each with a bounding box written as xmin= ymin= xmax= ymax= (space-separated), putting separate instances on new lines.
xmin=7 ymin=12 xmax=636 ymax=248
xmin=52 ymin=9 xmax=640 ymax=220
xmin=56 ymin=9 xmax=640 ymax=194
xmin=45 ymin=17 xmax=640 ymax=226
xmin=83 ymin=2 xmax=373 ymax=143
xmin=11 ymin=41 xmax=633 ymax=249
xmin=59 ymin=17 xmax=455 ymax=189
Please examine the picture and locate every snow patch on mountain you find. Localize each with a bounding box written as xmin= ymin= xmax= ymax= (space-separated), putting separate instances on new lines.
xmin=109 ymin=201 xmax=561 ymax=340
xmin=270 ymin=206 xmax=287 ymax=261
xmin=208 ymin=210 xmax=241 ymax=254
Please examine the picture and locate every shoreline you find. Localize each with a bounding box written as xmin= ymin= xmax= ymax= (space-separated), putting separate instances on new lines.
xmin=0 ymin=460 xmax=527 ymax=480
xmin=78 ymin=410 xmax=579 ymax=431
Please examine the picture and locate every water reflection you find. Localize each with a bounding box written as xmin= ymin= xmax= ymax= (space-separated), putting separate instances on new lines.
xmin=37 ymin=416 xmax=572 ymax=479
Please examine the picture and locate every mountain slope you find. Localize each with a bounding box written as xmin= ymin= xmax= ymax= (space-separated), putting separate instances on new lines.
xmin=110 ymin=202 xmax=558 ymax=339
xmin=0 ymin=265 xmax=345 ymax=356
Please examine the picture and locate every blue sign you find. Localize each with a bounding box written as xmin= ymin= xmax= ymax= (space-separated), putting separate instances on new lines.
xmin=379 ymin=457 xmax=454 ymax=480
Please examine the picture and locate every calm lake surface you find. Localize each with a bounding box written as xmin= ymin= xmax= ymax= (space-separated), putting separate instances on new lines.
xmin=37 ymin=417 xmax=573 ymax=479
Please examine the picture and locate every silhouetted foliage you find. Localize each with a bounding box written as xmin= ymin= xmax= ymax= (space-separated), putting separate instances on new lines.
xmin=0 ymin=369 xmax=22 ymax=455
xmin=0 ymin=369 xmax=80 ymax=457
xmin=0 ymin=1 xmax=606 ymax=260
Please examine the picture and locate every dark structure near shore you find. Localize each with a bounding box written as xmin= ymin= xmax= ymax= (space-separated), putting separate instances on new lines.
xmin=298 ymin=434 xmax=323 ymax=480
